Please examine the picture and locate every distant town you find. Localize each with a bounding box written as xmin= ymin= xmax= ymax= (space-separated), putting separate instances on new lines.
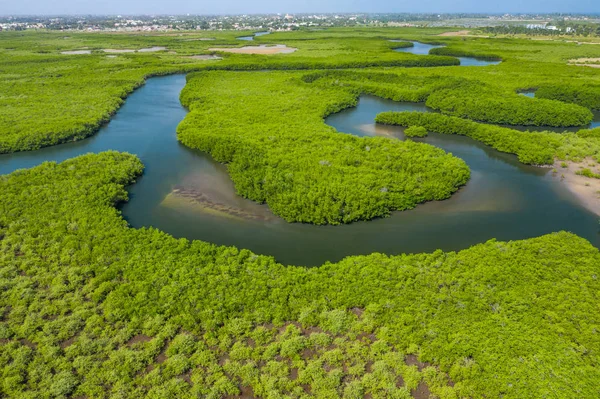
xmin=1 ymin=13 xmax=599 ymax=34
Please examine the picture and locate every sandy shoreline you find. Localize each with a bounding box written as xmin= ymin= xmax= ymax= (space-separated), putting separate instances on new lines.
xmin=549 ymin=158 xmax=600 ymax=216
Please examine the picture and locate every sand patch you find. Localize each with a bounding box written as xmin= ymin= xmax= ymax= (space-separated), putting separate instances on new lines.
xmin=358 ymin=123 xmax=404 ymax=138
xmin=571 ymin=64 xmax=600 ymax=69
xmin=569 ymin=57 xmax=600 ymax=63
xmin=160 ymin=169 xmax=277 ymax=222
xmin=189 ymin=54 xmax=223 ymax=60
xmin=438 ymin=30 xmax=471 ymax=36
xmin=103 ymin=49 xmax=135 ymax=53
xmin=550 ymin=158 xmax=600 ymax=216
xmin=61 ymin=50 xmax=91 ymax=55
xmin=106 ymin=55 xmax=117 ymax=58
xmin=138 ymin=46 xmax=167 ymax=52
xmin=162 ymin=189 xmax=276 ymax=222
xmin=209 ymin=44 xmax=297 ymax=54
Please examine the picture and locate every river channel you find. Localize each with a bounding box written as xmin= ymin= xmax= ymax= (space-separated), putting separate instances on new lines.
xmin=1 ymin=75 xmax=598 ymax=266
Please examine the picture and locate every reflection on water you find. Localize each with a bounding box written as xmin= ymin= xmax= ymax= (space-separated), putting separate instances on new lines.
xmin=0 ymin=76 xmax=598 ymax=266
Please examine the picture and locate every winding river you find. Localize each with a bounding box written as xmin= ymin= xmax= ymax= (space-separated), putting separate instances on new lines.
xmin=393 ymin=40 xmax=501 ymax=66
xmin=1 ymin=75 xmax=599 ymax=266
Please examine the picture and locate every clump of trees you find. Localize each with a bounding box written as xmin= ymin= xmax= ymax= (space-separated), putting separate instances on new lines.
xmin=404 ymin=126 xmax=428 ymax=137
xmin=536 ymin=85 xmax=600 ymax=110
xmin=425 ymin=88 xmax=593 ymax=127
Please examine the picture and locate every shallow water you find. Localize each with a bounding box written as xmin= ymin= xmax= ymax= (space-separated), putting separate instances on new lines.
xmin=393 ymin=40 xmax=501 ymax=66
xmin=1 ymin=76 xmax=598 ymax=266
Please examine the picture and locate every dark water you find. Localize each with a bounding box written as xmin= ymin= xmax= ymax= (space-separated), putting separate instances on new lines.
xmin=393 ymin=40 xmax=501 ymax=66
xmin=1 ymin=76 xmax=598 ymax=266
xmin=237 ymin=31 xmax=270 ymax=41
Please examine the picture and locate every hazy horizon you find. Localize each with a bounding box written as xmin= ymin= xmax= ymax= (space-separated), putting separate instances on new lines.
xmin=2 ymin=0 xmax=598 ymax=17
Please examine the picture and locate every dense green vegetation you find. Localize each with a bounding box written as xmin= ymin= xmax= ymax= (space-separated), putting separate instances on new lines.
xmin=375 ymin=111 xmax=600 ymax=165
xmin=177 ymin=71 xmax=469 ymax=224
xmin=404 ymin=126 xmax=428 ymax=138
xmin=1 ymin=152 xmax=600 ymax=398
xmin=0 ymin=30 xmax=458 ymax=153
xmin=424 ymin=88 xmax=593 ymax=127
xmin=2 ymin=27 xmax=600 ymax=398
xmin=536 ymin=84 xmax=600 ymax=110
xmin=3 ymin=28 xmax=600 ymax=153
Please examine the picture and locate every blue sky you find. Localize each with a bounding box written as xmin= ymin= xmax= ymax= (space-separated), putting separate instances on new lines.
xmin=2 ymin=0 xmax=598 ymax=15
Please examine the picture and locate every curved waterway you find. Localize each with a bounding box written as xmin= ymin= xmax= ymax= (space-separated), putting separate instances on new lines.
xmin=392 ymin=40 xmax=501 ymax=66
xmin=237 ymin=31 xmax=270 ymax=41
xmin=1 ymin=75 xmax=599 ymax=266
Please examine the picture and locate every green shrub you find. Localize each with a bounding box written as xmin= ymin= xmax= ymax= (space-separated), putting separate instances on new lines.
xmin=404 ymin=126 xmax=428 ymax=137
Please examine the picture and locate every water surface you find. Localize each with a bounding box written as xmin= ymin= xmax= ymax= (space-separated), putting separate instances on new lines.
xmin=392 ymin=40 xmax=501 ymax=66
xmin=1 ymin=76 xmax=598 ymax=266
xmin=237 ymin=31 xmax=270 ymax=41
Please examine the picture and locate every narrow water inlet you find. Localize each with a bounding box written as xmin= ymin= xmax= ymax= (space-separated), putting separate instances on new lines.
xmin=392 ymin=40 xmax=501 ymax=66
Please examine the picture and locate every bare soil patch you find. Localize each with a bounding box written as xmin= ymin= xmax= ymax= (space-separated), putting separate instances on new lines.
xmin=20 ymin=339 xmax=37 ymax=349
xmin=569 ymin=57 xmax=600 ymax=63
xmin=127 ymin=334 xmax=152 ymax=346
xmin=103 ymin=49 xmax=135 ymax=53
xmin=405 ymin=354 xmax=429 ymax=371
xmin=60 ymin=335 xmax=78 ymax=349
xmin=574 ymin=64 xmax=600 ymax=69
xmin=411 ymin=381 xmax=432 ymax=399
xmin=209 ymin=44 xmax=297 ymax=54
xmin=61 ymin=50 xmax=91 ymax=55
xmin=438 ymin=30 xmax=471 ymax=36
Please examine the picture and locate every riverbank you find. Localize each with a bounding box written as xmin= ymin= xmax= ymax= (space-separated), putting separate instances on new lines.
xmin=551 ymin=158 xmax=600 ymax=216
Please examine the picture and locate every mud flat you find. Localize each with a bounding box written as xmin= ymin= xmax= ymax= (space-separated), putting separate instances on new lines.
xmin=438 ymin=30 xmax=471 ymax=36
xmin=61 ymin=50 xmax=91 ymax=55
xmin=209 ymin=44 xmax=297 ymax=54
xmin=162 ymin=187 xmax=276 ymax=222
xmin=569 ymin=58 xmax=600 ymax=69
xmin=138 ymin=46 xmax=167 ymax=52
xmin=103 ymin=49 xmax=136 ymax=53
xmin=550 ymin=158 xmax=600 ymax=216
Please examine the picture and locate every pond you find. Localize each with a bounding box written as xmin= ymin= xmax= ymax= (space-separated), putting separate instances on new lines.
xmin=392 ymin=40 xmax=501 ymax=66
xmin=1 ymin=75 xmax=598 ymax=266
